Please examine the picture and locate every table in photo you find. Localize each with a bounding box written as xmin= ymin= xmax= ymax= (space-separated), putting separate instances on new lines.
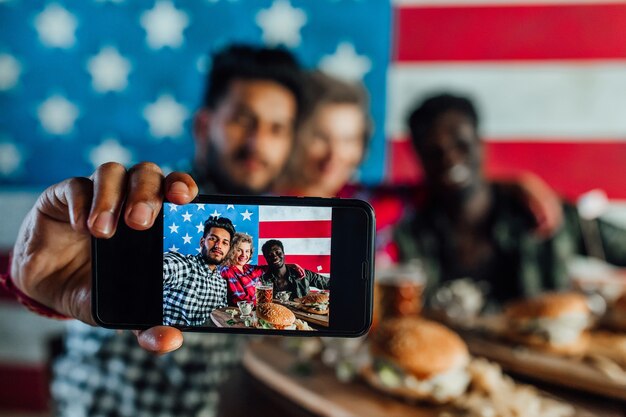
xmin=272 ymin=298 xmax=329 ymax=328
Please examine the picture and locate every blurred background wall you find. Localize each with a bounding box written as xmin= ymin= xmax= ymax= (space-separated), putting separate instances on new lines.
xmin=0 ymin=0 xmax=625 ymax=414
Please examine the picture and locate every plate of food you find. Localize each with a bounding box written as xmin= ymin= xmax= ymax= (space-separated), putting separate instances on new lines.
xmin=363 ymin=316 xmax=588 ymax=417
xmin=295 ymin=292 xmax=330 ymax=316
xmin=452 ymin=292 xmax=626 ymax=400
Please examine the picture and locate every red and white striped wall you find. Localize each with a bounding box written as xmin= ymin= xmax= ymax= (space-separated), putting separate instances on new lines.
xmin=386 ymin=0 xmax=626 ymax=212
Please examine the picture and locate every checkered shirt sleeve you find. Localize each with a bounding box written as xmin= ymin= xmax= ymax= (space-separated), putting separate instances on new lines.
xmin=52 ymin=322 xmax=244 ymax=417
xmin=163 ymin=252 xmax=227 ymax=326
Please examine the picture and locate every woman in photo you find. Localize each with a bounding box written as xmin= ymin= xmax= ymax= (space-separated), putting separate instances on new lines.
xmin=221 ymin=232 xmax=304 ymax=305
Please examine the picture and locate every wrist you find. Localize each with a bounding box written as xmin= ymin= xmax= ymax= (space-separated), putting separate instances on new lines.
xmin=1 ymin=264 xmax=69 ymax=320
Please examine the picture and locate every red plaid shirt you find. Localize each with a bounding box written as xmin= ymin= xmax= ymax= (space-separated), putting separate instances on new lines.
xmin=221 ymin=264 xmax=266 ymax=305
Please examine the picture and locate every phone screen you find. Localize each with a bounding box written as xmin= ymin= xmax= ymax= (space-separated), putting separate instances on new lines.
xmin=162 ymin=202 xmax=333 ymax=331
xmin=93 ymin=195 xmax=373 ymax=336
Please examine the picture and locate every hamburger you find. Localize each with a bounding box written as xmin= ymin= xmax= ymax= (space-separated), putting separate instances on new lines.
xmin=363 ymin=317 xmax=471 ymax=403
xmin=299 ymin=292 xmax=329 ymax=315
xmin=605 ymin=293 xmax=626 ymax=331
xmin=255 ymin=303 xmax=296 ymax=330
xmin=504 ymin=292 xmax=591 ymax=355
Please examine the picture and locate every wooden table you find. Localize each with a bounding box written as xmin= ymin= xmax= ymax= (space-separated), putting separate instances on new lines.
xmin=242 ymin=339 xmax=623 ymax=417
xmin=210 ymin=304 xmax=325 ymax=330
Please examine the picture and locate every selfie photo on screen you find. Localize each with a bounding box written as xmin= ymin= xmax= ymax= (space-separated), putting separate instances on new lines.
xmin=162 ymin=202 xmax=331 ymax=330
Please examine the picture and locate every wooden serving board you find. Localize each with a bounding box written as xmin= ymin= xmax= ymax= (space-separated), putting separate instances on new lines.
xmin=243 ymin=340 xmax=445 ymax=417
xmin=274 ymin=298 xmax=329 ymax=327
xmin=243 ymin=339 xmax=608 ymax=417
xmin=454 ymin=316 xmax=626 ymax=401
xmin=210 ymin=307 xmax=250 ymax=328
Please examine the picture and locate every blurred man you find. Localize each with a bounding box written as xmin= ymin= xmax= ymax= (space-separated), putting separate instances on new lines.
xmin=7 ymin=44 xmax=303 ymax=416
xmin=261 ymin=239 xmax=329 ymax=299
xmin=391 ymin=93 xmax=626 ymax=307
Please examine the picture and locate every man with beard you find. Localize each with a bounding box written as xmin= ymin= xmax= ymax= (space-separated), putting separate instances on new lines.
xmin=261 ymin=239 xmax=329 ymax=299
xmin=5 ymin=44 xmax=303 ymax=416
xmin=163 ymin=216 xmax=235 ymax=326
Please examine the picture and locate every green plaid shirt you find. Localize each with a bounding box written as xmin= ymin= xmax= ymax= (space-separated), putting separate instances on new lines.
xmin=393 ymin=185 xmax=626 ymax=307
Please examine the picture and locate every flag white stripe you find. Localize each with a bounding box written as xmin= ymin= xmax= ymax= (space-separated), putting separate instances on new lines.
xmin=387 ymin=62 xmax=626 ymax=140
xmin=259 ymin=206 xmax=332 ymax=222
xmin=258 ymin=238 xmax=331 ymax=255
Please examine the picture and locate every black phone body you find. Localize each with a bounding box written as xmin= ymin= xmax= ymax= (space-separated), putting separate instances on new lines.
xmin=93 ymin=195 xmax=375 ymax=337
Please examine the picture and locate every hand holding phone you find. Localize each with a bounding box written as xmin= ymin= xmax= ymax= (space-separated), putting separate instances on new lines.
xmin=93 ymin=195 xmax=375 ymax=336
xmin=10 ymin=162 xmax=199 ymax=353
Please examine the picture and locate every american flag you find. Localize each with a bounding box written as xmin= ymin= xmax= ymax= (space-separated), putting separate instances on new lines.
xmin=387 ymin=0 xmax=626 ymax=217
xmin=163 ymin=203 xmax=332 ymax=275
xmin=1 ymin=0 xmax=626 ymax=411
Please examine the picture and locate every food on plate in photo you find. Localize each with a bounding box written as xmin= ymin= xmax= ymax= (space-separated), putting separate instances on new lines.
xmin=504 ymin=292 xmax=591 ymax=355
xmin=605 ymin=293 xmax=626 ymax=332
xmin=295 ymin=319 xmax=315 ymax=331
xmin=255 ymin=303 xmax=297 ymax=330
xmin=362 ymin=317 xmax=471 ymax=403
xmin=298 ymin=292 xmax=330 ymax=315
xmin=276 ymin=291 xmax=291 ymax=303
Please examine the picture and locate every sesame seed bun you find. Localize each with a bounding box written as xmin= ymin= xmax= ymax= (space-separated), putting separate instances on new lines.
xmin=299 ymin=292 xmax=329 ymax=315
xmin=505 ymin=292 xmax=590 ymax=321
xmin=370 ymin=317 xmax=469 ymax=380
xmin=256 ymin=303 xmax=296 ymax=330
xmin=300 ymin=292 xmax=329 ymax=305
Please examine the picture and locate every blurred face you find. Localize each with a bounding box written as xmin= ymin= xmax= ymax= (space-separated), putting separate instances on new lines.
xmin=263 ymin=244 xmax=284 ymax=269
xmin=234 ymin=241 xmax=252 ymax=267
xmin=205 ymin=79 xmax=297 ymax=193
xmin=298 ymin=103 xmax=365 ymax=195
xmin=415 ymin=110 xmax=482 ymax=195
xmin=200 ymin=227 xmax=232 ymax=265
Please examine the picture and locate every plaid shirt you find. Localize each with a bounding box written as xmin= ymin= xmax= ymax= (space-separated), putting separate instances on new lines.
xmin=221 ymin=264 xmax=265 ymax=305
xmin=163 ymin=252 xmax=227 ymax=326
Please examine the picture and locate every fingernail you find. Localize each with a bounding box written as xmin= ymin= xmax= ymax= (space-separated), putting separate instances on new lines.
xmin=128 ymin=202 xmax=153 ymax=226
xmin=93 ymin=211 xmax=114 ymax=235
xmin=170 ymin=181 xmax=189 ymax=197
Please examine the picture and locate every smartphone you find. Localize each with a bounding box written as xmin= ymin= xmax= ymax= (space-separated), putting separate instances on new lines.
xmin=92 ymin=195 xmax=375 ymax=337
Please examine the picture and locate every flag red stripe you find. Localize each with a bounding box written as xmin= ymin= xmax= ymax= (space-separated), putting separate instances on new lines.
xmin=259 ymin=220 xmax=332 ymax=239
xmin=0 ymin=364 xmax=49 ymax=411
xmin=395 ymin=4 xmax=626 ymax=62
xmin=257 ymin=255 xmax=331 ymax=275
xmin=387 ymin=138 xmax=626 ymax=200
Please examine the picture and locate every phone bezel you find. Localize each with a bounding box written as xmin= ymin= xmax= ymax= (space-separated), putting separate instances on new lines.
xmin=92 ymin=195 xmax=375 ymax=337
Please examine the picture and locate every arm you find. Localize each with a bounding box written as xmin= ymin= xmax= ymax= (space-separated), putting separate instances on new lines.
xmin=163 ymin=252 xmax=185 ymax=287
xmin=305 ymin=269 xmax=330 ymax=290
xmin=492 ymin=171 xmax=563 ymax=238
xmin=10 ymin=162 xmax=199 ymax=354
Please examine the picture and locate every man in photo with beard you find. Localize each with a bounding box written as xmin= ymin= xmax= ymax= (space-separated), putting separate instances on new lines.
xmin=163 ymin=216 xmax=235 ymax=326
xmin=261 ymin=239 xmax=329 ymax=299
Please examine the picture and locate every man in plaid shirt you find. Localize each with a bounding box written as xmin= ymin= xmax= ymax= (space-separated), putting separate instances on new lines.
xmin=10 ymin=44 xmax=305 ymax=416
xmin=163 ymin=216 xmax=235 ymax=326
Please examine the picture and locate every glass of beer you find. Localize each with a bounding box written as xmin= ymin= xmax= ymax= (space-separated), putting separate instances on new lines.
xmin=255 ymin=283 xmax=273 ymax=305
xmin=373 ymin=262 xmax=426 ymax=329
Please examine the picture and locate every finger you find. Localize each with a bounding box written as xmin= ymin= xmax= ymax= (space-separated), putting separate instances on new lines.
xmin=40 ymin=177 xmax=94 ymax=234
xmin=164 ymin=172 xmax=199 ymax=205
xmin=86 ymin=163 xmax=128 ymax=238
xmin=123 ymin=162 xmax=165 ymax=230
xmin=134 ymin=326 xmax=183 ymax=354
